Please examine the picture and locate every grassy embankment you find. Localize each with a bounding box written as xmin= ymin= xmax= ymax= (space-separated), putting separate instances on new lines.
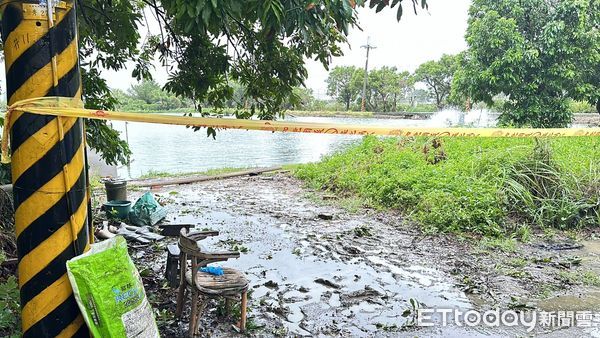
xmin=137 ymin=167 xmax=252 ymax=180
xmin=294 ymin=136 xmax=600 ymax=238
xmin=118 ymin=103 xmax=439 ymax=118
xmin=119 ymin=100 xmax=595 ymax=117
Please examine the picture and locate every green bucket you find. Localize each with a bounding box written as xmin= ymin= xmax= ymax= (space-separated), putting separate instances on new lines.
xmin=103 ymin=201 xmax=132 ymax=220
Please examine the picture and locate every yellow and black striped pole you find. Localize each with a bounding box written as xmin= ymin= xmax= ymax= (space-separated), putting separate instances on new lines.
xmin=1 ymin=1 xmax=90 ymax=337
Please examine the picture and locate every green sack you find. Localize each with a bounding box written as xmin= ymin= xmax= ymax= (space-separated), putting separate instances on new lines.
xmin=66 ymin=236 xmax=160 ymax=338
xmin=129 ymin=192 xmax=167 ymax=227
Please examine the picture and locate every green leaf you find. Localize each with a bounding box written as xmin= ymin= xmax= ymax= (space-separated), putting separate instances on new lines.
xmin=196 ymin=1 xmax=205 ymax=13
xmin=202 ymin=7 xmax=212 ymax=27
xmin=187 ymin=3 xmax=195 ymax=17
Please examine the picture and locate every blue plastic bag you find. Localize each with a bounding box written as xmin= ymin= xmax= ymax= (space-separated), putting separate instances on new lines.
xmin=199 ymin=266 xmax=224 ymax=276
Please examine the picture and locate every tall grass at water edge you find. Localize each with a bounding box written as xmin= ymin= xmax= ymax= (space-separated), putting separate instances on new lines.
xmin=295 ymin=136 xmax=600 ymax=236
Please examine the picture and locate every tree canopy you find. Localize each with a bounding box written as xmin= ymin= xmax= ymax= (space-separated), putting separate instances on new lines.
xmin=0 ymin=0 xmax=429 ymax=165
xmin=454 ymin=0 xmax=600 ymax=127
xmin=326 ymin=66 xmax=359 ymax=111
xmin=414 ymin=54 xmax=460 ymax=110
xmin=327 ymin=65 xmax=416 ymax=112
xmin=366 ymin=66 xmax=410 ymax=112
xmin=115 ymin=80 xmax=192 ymax=112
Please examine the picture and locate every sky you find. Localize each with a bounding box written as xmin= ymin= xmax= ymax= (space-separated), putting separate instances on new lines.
xmin=304 ymin=0 xmax=471 ymax=97
xmin=0 ymin=0 xmax=471 ymax=101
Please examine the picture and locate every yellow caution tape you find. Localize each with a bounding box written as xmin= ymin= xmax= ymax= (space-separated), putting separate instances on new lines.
xmin=2 ymin=97 xmax=600 ymax=164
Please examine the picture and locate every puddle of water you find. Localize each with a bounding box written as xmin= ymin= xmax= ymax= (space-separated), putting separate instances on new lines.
xmin=153 ymin=184 xmax=554 ymax=337
xmin=367 ymin=256 xmax=437 ymax=287
xmin=580 ymin=240 xmax=600 ymax=255
xmin=167 ymin=204 xmax=473 ymax=336
xmin=537 ymin=292 xmax=600 ymax=312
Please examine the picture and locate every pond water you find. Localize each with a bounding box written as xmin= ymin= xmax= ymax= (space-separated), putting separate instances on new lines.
xmin=113 ymin=109 xmax=495 ymax=179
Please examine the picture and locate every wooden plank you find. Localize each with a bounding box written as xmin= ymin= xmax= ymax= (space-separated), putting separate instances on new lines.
xmin=129 ymin=166 xmax=282 ymax=188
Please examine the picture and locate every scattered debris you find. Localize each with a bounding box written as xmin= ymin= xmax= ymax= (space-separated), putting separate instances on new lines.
xmin=343 ymin=245 xmax=364 ymax=255
xmin=298 ymin=286 xmax=310 ymax=293
xmin=158 ymin=223 xmax=193 ymax=236
xmin=264 ymin=280 xmax=279 ymax=289
xmin=353 ymin=225 xmax=373 ymax=238
xmin=314 ymin=278 xmax=341 ymax=289
xmin=317 ymin=213 xmax=334 ymax=220
xmin=508 ymin=296 xmax=536 ymax=311
xmin=96 ymin=221 xmax=116 ymax=240
xmin=116 ymin=223 xmax=165 ymax=244
xmin=130 ymin=192 xmax=168 ymax=226
xmin=536 ymin=241 xmax=584 ymax=251
xmin=87 ymin=174 xmax=600 ymax=337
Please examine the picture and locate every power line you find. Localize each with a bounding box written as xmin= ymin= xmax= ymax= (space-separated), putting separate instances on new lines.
xmin=360 ymin=37 xmax=377 ymax=112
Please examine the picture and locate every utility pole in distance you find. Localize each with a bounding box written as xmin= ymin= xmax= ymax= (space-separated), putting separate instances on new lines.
xmin=361 ymin=37 xmax=376 ymax=112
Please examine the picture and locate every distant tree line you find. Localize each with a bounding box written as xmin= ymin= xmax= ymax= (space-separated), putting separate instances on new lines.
xmin=116 ymin=0 xmax=598 ymax=128
xmin=114 ymin=76 xmax=436 ymax=114
xmin=326 ymin=55 xmax=460 ymax=113
xmin=328 ymin=0 xmax=599 ymax=127
xmin=114 ymin=80 xmax=195 ymax=112
xmin=114 ymin=80 xmax=312 ymax=113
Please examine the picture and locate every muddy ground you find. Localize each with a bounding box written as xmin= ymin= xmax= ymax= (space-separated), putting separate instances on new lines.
xmin=96 ymin=173 xmax=600 ymax=337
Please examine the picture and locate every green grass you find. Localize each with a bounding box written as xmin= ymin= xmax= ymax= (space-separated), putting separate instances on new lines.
xmin=557 ymin=270 xmax=600 ymax=287
xmin=0 ymin=275 xmax=20 ymax=338
xmin=118 ymin=107 xmax=236 ymax=115
xmin=507 ymin=257 xmax=528 ymax=268
xmin=294 ymin=136 xmax=600 ymax=237
xmin=0 ymin=251 xmax=19 ymax=338
xmin=138 ymin=167 xmax=251 ymax=180
xmin=90 ymin=174 xmax=103 ymax=190
xmin=138 ymin=170 xmax=173 ymax=179
xmin=480 ymin=237 xmax=518 ymax=253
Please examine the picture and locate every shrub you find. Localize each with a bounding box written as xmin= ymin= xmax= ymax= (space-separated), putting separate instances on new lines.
xmin=504 ymin=141 xmax=599 ymax=229
xmin=568 ymin=100 xmax=595 ymax=114
xmin=0 ymin=252 xmax=20 ymax=338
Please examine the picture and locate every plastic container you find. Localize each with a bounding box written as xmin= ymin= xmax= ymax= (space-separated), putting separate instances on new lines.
xmin=105 ymin=180 xmax=127 ymax=202
xmin=103 ymin=200 xmax=132 ymax=220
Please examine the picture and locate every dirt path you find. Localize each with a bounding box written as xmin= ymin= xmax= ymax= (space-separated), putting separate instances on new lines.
xmin=121 ymin=174 xmax=600 ymax=337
